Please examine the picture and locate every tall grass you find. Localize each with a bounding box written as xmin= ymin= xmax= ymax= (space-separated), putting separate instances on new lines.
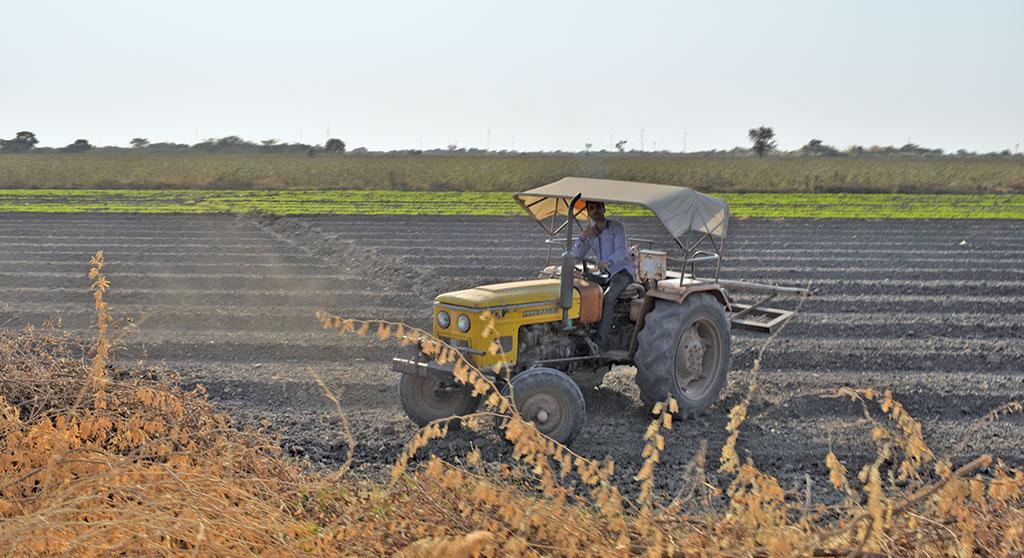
xmin=1 ymin=152 xmax=1022 ymax=193
xmin=0 ymin=256 xmax=1022 ymax=556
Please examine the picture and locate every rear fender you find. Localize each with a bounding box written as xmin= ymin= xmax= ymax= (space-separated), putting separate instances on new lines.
xmin=627 ymin=285 xmax=729 ymax=358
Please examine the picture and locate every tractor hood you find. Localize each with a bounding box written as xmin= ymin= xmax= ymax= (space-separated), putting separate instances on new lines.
xmin=435 ymin=279 xmax=570 ymax=309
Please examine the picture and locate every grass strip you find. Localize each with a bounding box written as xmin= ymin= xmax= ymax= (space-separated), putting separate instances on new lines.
xmin=0 ymin=189 xmax=1022 ymax=219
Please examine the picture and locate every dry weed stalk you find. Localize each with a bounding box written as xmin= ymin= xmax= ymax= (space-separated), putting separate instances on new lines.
xmin=79 ymin=250 xmax=112 ymax=411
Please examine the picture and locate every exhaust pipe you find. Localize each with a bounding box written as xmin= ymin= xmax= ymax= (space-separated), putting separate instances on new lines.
xmin=560 ymin=193 xmax=582 ymax=327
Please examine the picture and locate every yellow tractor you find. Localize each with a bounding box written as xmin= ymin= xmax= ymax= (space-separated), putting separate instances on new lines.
xmin=393 ymin=178 xmax=809 ymax=444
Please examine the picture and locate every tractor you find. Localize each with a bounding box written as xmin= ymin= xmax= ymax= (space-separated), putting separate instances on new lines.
xmin=392 ymin=177 xmax=809 ymax=444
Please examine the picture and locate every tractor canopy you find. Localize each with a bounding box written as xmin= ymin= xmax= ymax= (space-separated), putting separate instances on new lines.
xmin=513 ymin=177 xmax=729 ymax=241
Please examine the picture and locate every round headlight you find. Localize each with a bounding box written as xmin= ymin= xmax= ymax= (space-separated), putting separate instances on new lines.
xmin=437 ymin=310 xmax=451 ymax=329
xmin=456 ymin=314 xmax=471 ymax=333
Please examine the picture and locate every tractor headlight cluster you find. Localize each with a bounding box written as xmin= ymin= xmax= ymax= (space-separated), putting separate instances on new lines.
xmin=456 ymin=314 xmax=471 ymax=333
xmin=436 ymin=310 xmax=451 ymax=329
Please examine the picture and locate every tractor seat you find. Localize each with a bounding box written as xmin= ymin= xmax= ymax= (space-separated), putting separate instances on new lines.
xmin=618 ymin=282 xmax=645 ymax=300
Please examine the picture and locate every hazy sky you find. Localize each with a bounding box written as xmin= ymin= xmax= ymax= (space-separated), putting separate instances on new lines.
xmin=2 ymin=1 xmax=1022 ymax=152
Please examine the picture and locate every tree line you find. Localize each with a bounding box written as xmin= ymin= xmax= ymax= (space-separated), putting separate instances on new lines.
xmin=743 ymin=127 xmax=996 ymax=158
xmin=1 ymin=129 xmax=1019 ymax=158
xmin=0 ymin=132 xmax=346 ymax=155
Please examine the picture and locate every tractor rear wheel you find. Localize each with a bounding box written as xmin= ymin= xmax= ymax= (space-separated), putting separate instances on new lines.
xmin=399 ymin=374 xmax=479 ymax=427
xmin=502 ymin=367 xmax=585 ymax=445
xmin=634 ymin=293 xmax=731 ymax=416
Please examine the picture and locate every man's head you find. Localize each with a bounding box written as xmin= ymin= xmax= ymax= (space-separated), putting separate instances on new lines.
xmin=585 ymin=200 xmax=606 ymax=224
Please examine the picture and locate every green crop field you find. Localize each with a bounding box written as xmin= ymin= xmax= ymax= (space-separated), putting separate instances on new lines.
xmin=0 ymin=189 xmax=1021 ymax=219
xmin=1 ymin=152 xmax=1022 ymax=194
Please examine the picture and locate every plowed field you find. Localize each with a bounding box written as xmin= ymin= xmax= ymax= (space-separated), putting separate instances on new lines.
xmin=1 ymin=213 xmax=1021 ymax=494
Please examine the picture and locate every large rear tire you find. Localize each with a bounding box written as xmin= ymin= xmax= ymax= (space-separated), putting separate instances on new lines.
xmin=399 ymin=374 xmax=479 ymax=427
xmin=634 ymin=293 xmax=731 ymax=416
xmin=502 ymin=367 xmax=586 ymax=445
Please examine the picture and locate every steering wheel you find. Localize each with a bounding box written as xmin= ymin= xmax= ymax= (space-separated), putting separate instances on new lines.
xmin=576 ymin=255 xmax=609 ymax=286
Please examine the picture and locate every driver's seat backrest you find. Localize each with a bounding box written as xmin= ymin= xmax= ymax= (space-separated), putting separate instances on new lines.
xmin=618 ymin=282 xmax=646 ymax=300
xmin=629 ymin=244 xmax=640 ymax=272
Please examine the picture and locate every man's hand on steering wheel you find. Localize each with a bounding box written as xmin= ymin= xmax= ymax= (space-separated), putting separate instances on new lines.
xmin=578 ymin=257 xmax=611 ymax=286
xmin=575 ymin=256 xmax=590 ymax=272
xmin=580 ymin=226 xmax=598 ymax=239
xmin=575 ymin=255 xmax=601 ymax=276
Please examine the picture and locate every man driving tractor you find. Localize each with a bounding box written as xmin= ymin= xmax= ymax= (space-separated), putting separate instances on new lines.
xmin=572 ymin=200 xmax=635 ymax=349
xmin=392 ymin=177 xmax=810 ymax=444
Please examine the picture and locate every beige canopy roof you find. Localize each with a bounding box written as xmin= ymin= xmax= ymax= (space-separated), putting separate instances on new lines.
xmin=513 ymin=177 xmax=729 ymax=240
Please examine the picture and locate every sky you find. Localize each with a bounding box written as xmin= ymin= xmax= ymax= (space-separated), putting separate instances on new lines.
xmin=2 ymin=0 xmax=1022 ymax=152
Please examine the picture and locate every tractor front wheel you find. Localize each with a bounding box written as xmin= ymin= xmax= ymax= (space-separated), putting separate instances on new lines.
xmin=399 ymin=374 xmax=479 ymax=427
xmin=634 ymin=293 xmax=731 ymax=416
xmin=502 ymin=367 xmax=586 ymax=445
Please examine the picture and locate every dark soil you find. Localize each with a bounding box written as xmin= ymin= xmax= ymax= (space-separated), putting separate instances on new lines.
xmin=1 ymin=212 xmax=1021 ymax=499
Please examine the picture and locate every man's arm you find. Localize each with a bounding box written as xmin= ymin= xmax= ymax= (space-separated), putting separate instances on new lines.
xmin=572 ymin=228 xmax=595 ymax=259
xmin=604 ymin=221 xmax=632 ymax=269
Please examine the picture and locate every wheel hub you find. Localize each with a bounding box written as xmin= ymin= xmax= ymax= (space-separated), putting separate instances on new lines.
xmin=432 ymin=382 xmax=463 ymax=396
xmin=678 ymin=326 xmax=706 ymax=387
xmin=522 ymin=393 xmax=562 ymax=435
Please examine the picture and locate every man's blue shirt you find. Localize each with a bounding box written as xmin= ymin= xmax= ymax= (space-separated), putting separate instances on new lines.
xmin=572 ymin=219 xmax=635 ymax=279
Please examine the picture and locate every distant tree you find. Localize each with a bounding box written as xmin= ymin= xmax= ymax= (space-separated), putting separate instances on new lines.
xmin=614 ymin=139 xmax=627 ymax=152
xmin=801 ymin=138 xmax=840 ymax=157
xmin=0 ymin=131 xmax=39 ymax=153
xmin=258 ymin=139 xmax=282 ymax=153
xmin=446 ymin=143 xmax=458 ymax=151
xmin=584 ymin=142 xmax=592 ymax=153
xmin=130 ymin=137 xmax=149 ymax=149
xmin=895 ymin=143 xmax=943 ymax=157
xmin=845 ymin=145 xmax=866 ymax=156
xmin=145 ymin=142 xmax=190 ymax=153
xmin=324 ymin=138 xmax=346 ymax=153
xmin=747 ymin=127 xmax=776 ymax=157
xmin=63 ymin=139 xmax=94 ymax=153
xmin=191 ymin=135 xmax=259 ymax=152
